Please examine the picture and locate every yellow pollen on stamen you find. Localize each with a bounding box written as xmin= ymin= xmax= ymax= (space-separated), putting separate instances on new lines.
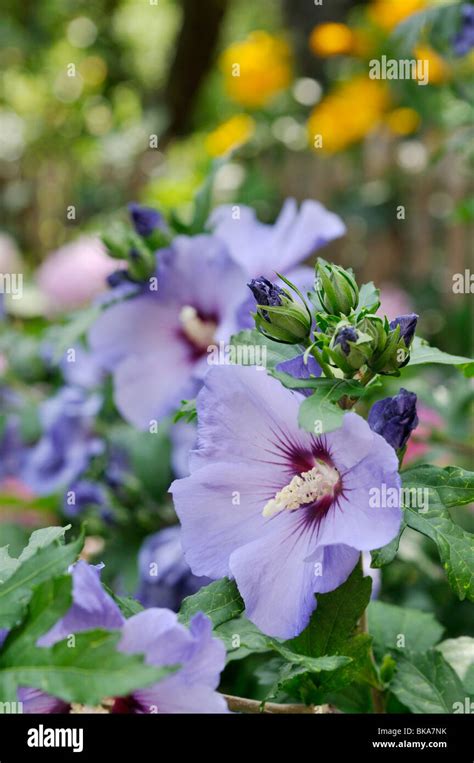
xmin=179 ymin=305 xmax=217 ymax=351
xmin=263 ymin=462 xmax=339 ymax=518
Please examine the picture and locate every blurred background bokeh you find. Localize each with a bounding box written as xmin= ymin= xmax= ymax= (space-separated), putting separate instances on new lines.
xmin=1 ymin=0 xmax=473 ymax=351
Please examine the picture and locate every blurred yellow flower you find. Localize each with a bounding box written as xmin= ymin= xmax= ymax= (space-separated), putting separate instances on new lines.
xmin=307 ymin=76 xmax=390 ymax=153
xmin=385 ymin=107 xmax=420 ymax=135
xmin=205 ymin=114 xmax=256 ymax=157
xmin=220 ymin=31 xmax=292 ymax=108
xmin=369 ymin=0 xmax=427 ymax=31
xmin=414 ymin=45 xmax=448 ymax=84
xmin=309 ymin=23 xmax=354 ymax=57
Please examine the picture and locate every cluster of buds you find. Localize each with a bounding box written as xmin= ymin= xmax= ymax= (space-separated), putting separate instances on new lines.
xmin=102 ymin=203 xmax=171 ymax=285
xmin=248 ymin=259 xmax=418 ymax=379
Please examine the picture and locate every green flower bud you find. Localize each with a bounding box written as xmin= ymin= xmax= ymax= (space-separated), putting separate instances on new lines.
xmin=368 ymin=322 xmax=410 ymax=375
xmin=357 ymin=315 xmax=386 ymax=354
xmin=329 ymin=322 xmax=373 ymax=374
xmin=315 ymin=260 xmax=359 ymax=316
xmin=248 ymin=276 xmax=312 ymax=344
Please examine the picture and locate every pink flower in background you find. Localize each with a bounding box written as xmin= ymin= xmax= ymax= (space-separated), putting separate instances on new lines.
xmin=404 ymin=405 xmax=443 ymax=464
xmin=37 ymin=237 xmax=122 ymax=313
xmin=0 ymin=233 xmax=22 ymax=274
xmin=377 ymin=283 xmax=414 ymax=321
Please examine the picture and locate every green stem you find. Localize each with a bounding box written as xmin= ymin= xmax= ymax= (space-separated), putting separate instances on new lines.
xmin=357 ymin=555 xmax=386 ymax=714
xmin=222 ymin=694 xmax=338 ymax=714
xmin=308 ymin=344 xmax=336 ymax=379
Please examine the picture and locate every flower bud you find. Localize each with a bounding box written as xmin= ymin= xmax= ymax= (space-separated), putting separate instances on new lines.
xmin=315 ymin=260 xmax=359 ymax=316
xmin=248 ymin=276 xmax=312 ymax=344
xmin=389 ymin=313 xmax=418 ymax=348
xmin=329 ymin=323 xmax=373 ymax=373
xmin=128 ymin=203 xmax=164 ymax=238
xmin=357 ymin=315 xmax=386 ymax=354
xmin=368 ymin=388 xmax=418 ymax=451
xmin=367 ymin=330 xmax=403 ymax=374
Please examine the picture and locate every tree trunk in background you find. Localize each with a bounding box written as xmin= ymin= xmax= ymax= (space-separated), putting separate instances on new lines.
xmin=282 ymin=0 xmax=369 ymax=82
xmin=164 ymin=0 xmax=230 ymax=140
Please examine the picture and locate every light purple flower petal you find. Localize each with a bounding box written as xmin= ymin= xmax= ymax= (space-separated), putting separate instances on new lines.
xmin=172 ymin=461 xmax=275 ymax=578
xmin=229 ymin=510 xmax=321 ymax=638
xmin=117 ymin=609 xmax=228 ymax=713
xmin=209 ymin=199 xmax=346 ymax=278
xmin=19 ymin=687 xmax=69 ymax=714
xmin=38 ymin=561 xmax=124 ymax=647
xmin=188 ymin=365 xmax=312 ymax=472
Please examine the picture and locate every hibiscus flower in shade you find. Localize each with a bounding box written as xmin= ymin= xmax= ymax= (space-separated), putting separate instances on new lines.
xmin=21 ymin=387 xmax=103 ymax=496
xmin=136 ymin=525 xmax=211 ymax=610
xmin=88 ymin=235 xmax=245 ymax=429
xmin=171 ymin=366 xmax=402 ymax=640
xmin=16 ymin=561 xmax=227 ymax=714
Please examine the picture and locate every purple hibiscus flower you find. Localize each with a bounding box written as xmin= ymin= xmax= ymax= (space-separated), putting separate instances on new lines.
xmin=136 ymin=525 xmax=211 ymax=610
xmin=21 ymin=387 xmax=104 ymax=495
xmin=89 ymin=199 xmax=345 ymax=428
xmin=209 ymin=198 xmax=346 ymax=279
xmin=89 ymin=235 xmax=245 ymax=429
xmin=63 ymin=479 xmax=111 ymax=519
xmin=16 ymin=561 xmax=227 ymax=714
xmin=171 ymin=366 xmax=402 ymax=639
xmin=368 ymin=388 xmax=419 ymax=452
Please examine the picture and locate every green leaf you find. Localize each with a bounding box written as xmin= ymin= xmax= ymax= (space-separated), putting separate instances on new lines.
xmin=0 ymin=526 xmax=71 ymax=584
xmin=297 ymin=379 xmax=378 ymax=434
xmin=48 ymin=305 xmax=103 ymax=364
xmin=0 ymin=577 xmax=175 ymax=705
xmin=229 ymin=329 xmax=303 ymax=371
xmin=391 ymin=4 xmax=461 ymax=55
xmin=173 ymin=399 xmax=197 ymax=423
xmin=357 ymin=281 xmax=380 ymax=313
xmin=106 ymin=589 xmax=144 ymax=619
xmin=298 ymin=392 xmax=344 ymax=433
xmin=401 ymin=465 xmax=474 ymax=601
xmin=408 ymin=337 xmax=474 ymax=376
xmin=274 ymin=373 xmax=363 ymax=395
xmin=271 ymin=565 xmax=376 ymax=703
xmin=436 ymin=637 xmax=474 ymax=694
xmin=370 ymin=519 xmax=405 ymax=568
xmin=390 ymin=650 xmax=466 ymax=714
xmin=0 ymin=528 xmax=83 ymax=629
xmin=178 ymin=578 xmax=244 ymax=629
xmin=269 ymin=644 xmax=350 ymax=674
xmin=214 ymin=615 xmax=271 ymax=661
xmin=189 ymin=158 xmax=226 ymax=234
xmin=288 ymin=564 xmax=372 ymax=658
xmin=0 ymin=548 xmax=18 ymax=585
xmin=368 ymin=601 xmax=444 ymax=658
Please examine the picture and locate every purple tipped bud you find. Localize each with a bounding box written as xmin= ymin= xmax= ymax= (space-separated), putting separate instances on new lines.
xmin=368 ymin=388 xmax=419 ymax=451
xmin=128 ymin=203 xmax=163 ymax=238
xmin=334 ymin=326 xmax=358 ymax=355
xmin=389 ymin=313 xmax=418 ymax=348
xmin=248 ymin=277 xmax=285 ymax=307
xmin=453 ymin=5 xmax=474 ymax=56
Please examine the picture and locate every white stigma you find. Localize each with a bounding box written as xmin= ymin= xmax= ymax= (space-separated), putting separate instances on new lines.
xmin=179 ymin=305 xmax=217 ymax=351
xmin=262 ymin=462 xmax=340 ymax=518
